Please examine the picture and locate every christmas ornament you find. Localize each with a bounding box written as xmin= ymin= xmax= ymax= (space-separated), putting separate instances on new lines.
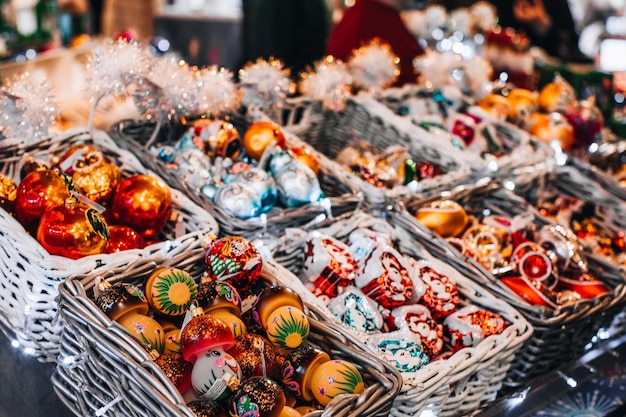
xmin=164 ymin=328 xmax=182 ymax=354
xmin=506 ymin=88 xmax=538 ymax=127
xmin=327 ymin=287 xmax=383 ymax=333
xmin=386 ymin=304 xmax=444 ymax=358
xmin=213 ymin=182 xmax=264 ymax=219
xmin=288 ymin=147 xmax=319 ymax=176
xmin=477 ymin=94 xmax=510 ymax=120
xmin=0 ymin=71 xmax=58 ymax=141
xmin=273 ymin=160 xmax=322 ymax=208
xmin=211 ymin=309 xmax=247 ymax=339
xmin=281 ymin=343 xmax=330 ymax=401
xmin=444 ymin=305 xmax=507 ymax=352
xmin=95 ymin=281 xmax=148 ymax=321
xmin=232 ymin=167 xmax=277 ymax=211
xmin=416 ymin=265 xmax=459 ymax=320
xmin=349 ymin=39 xmax=400 ymax=93
xmin=538 ymin=75 xmax=576 ymax=113
xmin=204 ymin=236 xmax=262 ymax=293
xmin=187 ymin=399 xmax=228 ymax=417
xmin=367 ymin=330 xmax=430 ymax=375
xmin=37 ymin=197 xmax=109 ymax=259
xmin=193 ymin=119 xmax=242 ymax=160
xmin=118 ymin=311 xmax=166 ymax=353
xmin=302 ymin=234 xmax=357 ymax=298
xmin=15 ymin=169 xmax=73 ymax=233
xmin=194 ymin=66 xmax=238 ymax=116
xmin=238 ymin=58 xmax=294 ymax=109
xmin=155 ymin=352 xmax=193 ymax=394
xmin=145 ymin=267 xmax=198 ymax=317
xmin=180 ymin=306 xmax=235 ymax=363
xmin=529 ymin=112 xmax=575 ymax=150
xmin=348 ymin=228 xmax=395 ymax=264
xmin=56 ymin=144 xmax=120 ymax=204
xmin=354 ymin=244 xmax=414 ymax=309
xmin=191 ymin=347 xmax=242 ymax=400
xmin=230 ymin=376 xmax=286 ymax=417
xmin=309 ymin=359 xmax=364 ymax=406
xmin=197 ymin=277 xmax=246 ymax=339
xmin=104 ymin=225 xmax=146 ymax=253
xmin=109 ymin=174 xmax=172 ymax=239
xmin=227 ymin=333 xmax=280 ymax=380
xmin=564 ymin=97 xmax=604 ymax=149
xmin=253 ymin=286 xmax=310 ymax=350
xmin=299 ymin=56 xmax=352 ymax=111
xmin=19 ymin=156 xmax=49 ymax=180
xmin=243 ymin=120 xmax=286 ymax=162
xmin=0 ymin=174 xmax=17 ymax=213
xmin=415 ymin=200 xmax=469 ymax=238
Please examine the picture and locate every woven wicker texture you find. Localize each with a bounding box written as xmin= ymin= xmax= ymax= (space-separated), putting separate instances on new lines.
xmin=0 ymin=129 xmax=218 ymax=361
xmin=268 ymin=93 xmax=475 ymax=209
xmin=402 ymin=180 xmax=626 ymax=392
xmin=108 ymin=110 xmax=363 ymax=239
xmin=268 ymin=211 xmax=531 ymax=417
xmin=583 ymin=140 xmax=626 ymax=202
xmin=52 ymin=253 xmax=401 ymax=417
xmin=380 ymin=85 xmax=555 ymax=178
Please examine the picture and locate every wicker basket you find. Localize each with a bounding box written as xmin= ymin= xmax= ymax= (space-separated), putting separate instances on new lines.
xmin=109 ymin=110 xmax=363 ymax=239
xmin=401 ymin=180 xmax=626 ymax=392
xmin=268 ymin=211 xmax=531 ymax=417
xmin=265 ymin=93 xmax=477 ymax=209
xmin=585 ymin=140 xmax=626 ymax=202
xmin=52 ymin=254 xmax=402 ymax=417
xmin=0 ymin=128 xmax=218 ymax=361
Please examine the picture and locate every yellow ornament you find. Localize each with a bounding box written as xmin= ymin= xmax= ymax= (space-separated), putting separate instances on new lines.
xmin=416 ymin=200 xmax=469 ymax=238
xmin=145 ymin=267 xmax=198 ymax=317
xmin=309 ymin=360 xmax=365 ymax=406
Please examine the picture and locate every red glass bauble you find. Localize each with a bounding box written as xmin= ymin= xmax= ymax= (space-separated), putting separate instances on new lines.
xmin=109 ymin=174 xmax=172 ymax=239
xmin=104 ymin=225 xmax=146 ymax=253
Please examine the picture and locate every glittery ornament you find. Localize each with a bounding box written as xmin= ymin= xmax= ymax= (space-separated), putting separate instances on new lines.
xmin=444 ymin=305 xmax=507 ymax=352
xmin=56 ymin=144 xmax=120 ymax=204
xmin=187 ymin=399 xmax=228 ymax=417
xmin=0 ymin=71 xmax=58 ymax=141
xmin=0 ymin=174 xmax=17 ymax=213
xmin=194 ymin=66 xmax=238 ymax=116
xmin=354 ymin=244 xmax=414 ymax=309
xmin=155 ymin=352 xmax=193 ymax=394
xmin=119 ymin=311 xmax=166 ymax=353
xmin=37 ymin=197 xmax=109 ymax=259
xmin=180 ymin=307 xmax=235 ymax=363
xmin=239 ymin=58 xmax=294 ymax=109
xmin=227 ymin=334 xmax=279 ymax=380
xmin=204 ymin=236 xmax=262 ymax=292
xmin=191 ymin=347 xmax=242 ymax=400
xmin=367 ymin=330 xmax=430 ymax=375
xmin=416 ymin=265 xmax=459 ymax=320
xmin=109 ymin=174 xmax=172 ymax=239
xmin=387 ymin=304 xmax=444 ymax=358
xmin=104 ymin=225 xmax=146 ymax=253
xmin=281 ymin=343 xmax=330 ymax=401
xmin=327 ymin=287 xmax=383 ymax=333
xmin=95 ymin=281 xmax=148 ymax=321
xmin=302 ymin=234 xmax=357 ymax=298
xmin=309 ymin=360 xmax=364 ymax=406
xmin=299 ymin=56 xmax=352 ymax=111
xmin=145 ymin=267 xmax=198 ymax=317
xmin=230 ymin=376 xmax=286 ymax=417
xmin=197 ymin=279 xmax=242 ymax=316
xmin=415 ymin=200 xmax=469 ymax=238
xmin=134 ymin=56 xmax=196 ymax=123
xmin=243 ymin=120 xmax=286 ymax=161
xmin=349 ymin=39 xmax=400 ymax=93
xmin=253 ymin=286 xmax=309 ymax=350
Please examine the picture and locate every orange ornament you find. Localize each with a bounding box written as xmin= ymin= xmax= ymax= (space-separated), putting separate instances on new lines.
xmin=243 ymin=120 xmax=286 ymax=161
xmin=104 ymin=225 xmax=145 ymax=253
xmin=288 ymin=147 xmax=319 ymax=175
xmin=529 ymin=112 xmax=575 ymax=150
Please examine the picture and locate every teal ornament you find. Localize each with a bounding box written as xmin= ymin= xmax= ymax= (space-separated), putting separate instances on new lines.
xmin=213 ymin=182 xmax=262 ymax=219
xmin=367 ymin=330 xmax=430 ymax=374
xmin=233 ymin=167 xmax=277 ymax=212
xmin=268 ymin=149 xmax=295 ymax=176
xmin=274 ymin=163 xmax=321 ymax=208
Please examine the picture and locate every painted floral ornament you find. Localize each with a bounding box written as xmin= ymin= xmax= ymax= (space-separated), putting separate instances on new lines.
xmin=387 ymin=304 xmax=444 ymax=358
xmin=55 ymin=144 xmax=120 ymax=204
xmin=309 ymin=359 xmax=364 ymax=406
xmin=118 ymin=311 xmax=166 ymax=353
xmin=354 ymin=244 xmax=415 ymax=309
xmin=145 ymin=267 xmax=198 ymax=317
xmin=327 ymin=287 xmax=383 ymax=333
xmin=191 ymin=347 xmax=242 ymax=400
xmin=197 ymin=279 xmax=246 ymax=339
xmin=281 ymin=343 xmax=331 ymax=401
xmin=109 ymin=174 xmax=172 ymax=239
xmin=444 ymin=305 xmax=507 ymax=352
xmin=415 ymin=265 xmax=459 ymax=320
xmin=415 ymin=200 xmax=469 ymax=238
xmin=204 ymin=236 xmax=263 ymax=293
xmin=230 ymin=376 xmax=286 ymax=417
xmin=95 ymin=281 xmax=148 ymax=321
xmin=180 ymin=306 xmax=236 ymax=363
xmin=37 ymin=196 xmax=109 ymax=259
xmin=227 ymin=333 xmax=279 ymax=380
xmin=253 ymin=286 xmax=310 ymax=350
xmin=367 ymin=330 xmax=430 ymax=377
xmin=301 ymin=234 xmax=357 ymax=298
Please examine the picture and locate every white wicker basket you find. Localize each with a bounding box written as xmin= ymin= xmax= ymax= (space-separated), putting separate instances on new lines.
xmin=268 ymin=211 xmax=532 ymax=417
xmin=0 ymin=128 xmax=219 ymax=361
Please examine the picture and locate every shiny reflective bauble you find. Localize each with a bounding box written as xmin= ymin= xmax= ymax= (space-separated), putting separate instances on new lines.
xmin=145 ymin=267 xmax=198 ymax=317
xmin=288 ymin=147 xmax=319 ymax=175
xmin=104 ymin=225 xmax=146 ymax=253
xmin=204 ymin=236 xmax=263 ymax=292
xmin=213 ymin=182 xmax=263 ymax=219
xmin=274 ymin=163 xmax=322 ymax=208
xmin=309 ymin=359 xmax=364 ymax=406
xmin=37 ymin=198 xmax=109 ymax=259
xmin=109 ymin=174 xmax=172 ymax=239
xmin=180 ymin=308 xmax=235 ymax=363
xmin=477 ymin=94 xmax=510 ymax=119
xmin=529 ymin=112 xmax=575 ymax=151
xmin=194 ymin=119 xmax=242 ymax=160
xmin=538 ymin=76 xmax=576 ymax=113
xmin=230 ymin=376 xmax=286 ymax=417
xmin=233 ymin=167 xmax=277 ymax=211
xmin=415 ymin=200 xmax=469 ymax=238
xmin=243 ymin=120 xmax=287 ymax=161
xmin=506 ymin=88 xmax=538 ymax=126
